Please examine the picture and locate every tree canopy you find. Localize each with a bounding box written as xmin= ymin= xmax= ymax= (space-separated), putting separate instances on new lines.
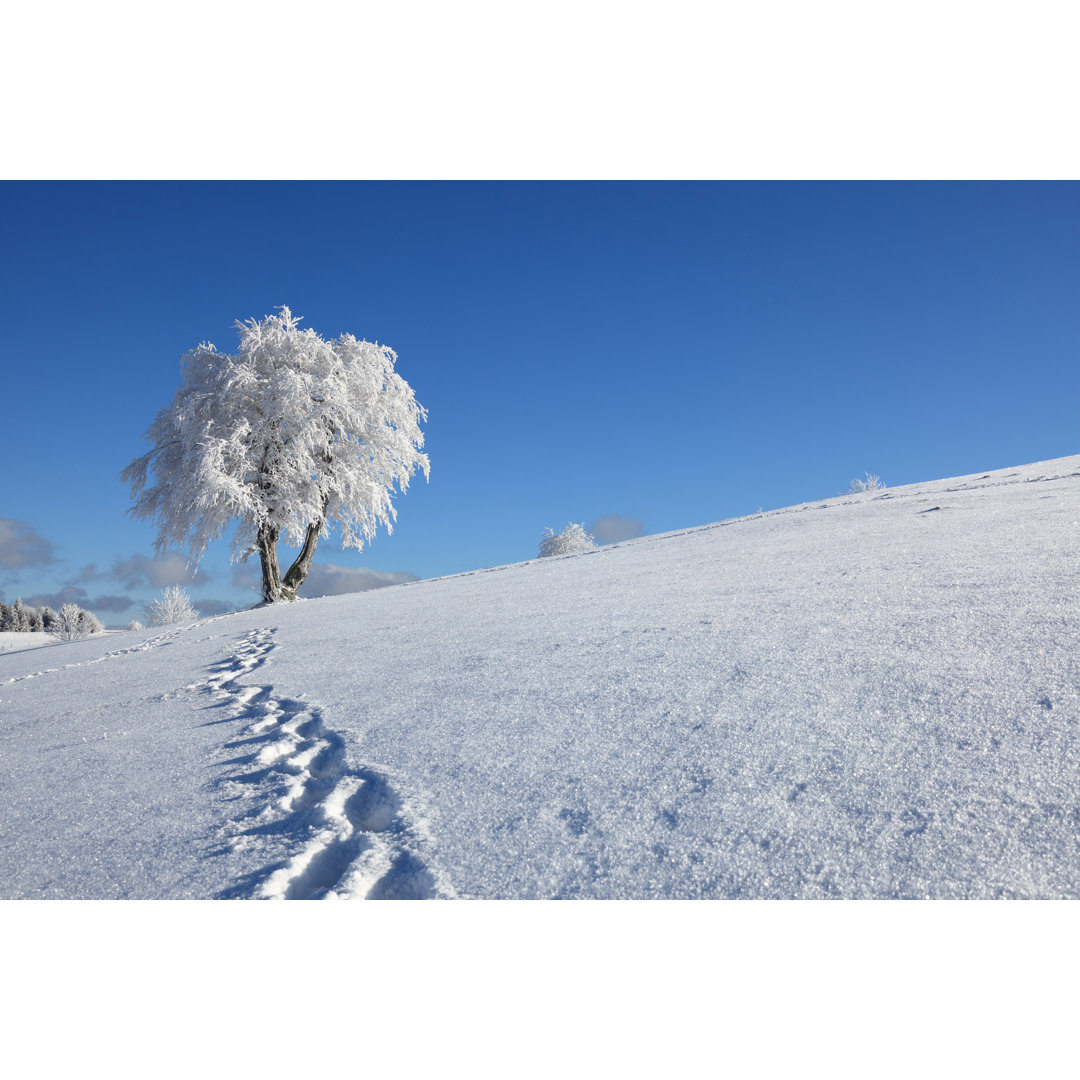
xmin=123 ymin=307 xmax=429 ymax=603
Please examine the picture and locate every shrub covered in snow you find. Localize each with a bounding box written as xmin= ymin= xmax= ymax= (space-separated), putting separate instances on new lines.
xmin=145 ymin=586 xmax=198 ymax=627
xmin=127 ymin=620 xmax=145 ymax=632
xmin=849 ymin=473 xmax=886 ymax=493
xmin=538 ymin=522 xmax=598 ymax=558
xmin=53 ymin=603 xmax=103 ymax=642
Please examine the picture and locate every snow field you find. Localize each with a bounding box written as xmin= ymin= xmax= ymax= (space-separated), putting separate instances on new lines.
xmin=204 ymin=628 xmax=452 ymax=900
xmin=2 ymin=455 xmax=1079 ymax=898
xmin=0 ymin=632 xmax=62 ymax=655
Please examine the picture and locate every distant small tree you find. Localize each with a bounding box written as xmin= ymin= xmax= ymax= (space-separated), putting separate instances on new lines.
xmin=53 ymin=603 xmax=99 ymax=641
xmin=145 ymin=585 xmax=198 ymax=627
xmin=538 ymin=522 xmax=598 ymax=558
xmin=9 ymin=597 xmax=30 ymax=632
xmin=849 ymin=473 xmax=886 ymax=493
xmin=127 ymin=620 xmax=144 ymax=631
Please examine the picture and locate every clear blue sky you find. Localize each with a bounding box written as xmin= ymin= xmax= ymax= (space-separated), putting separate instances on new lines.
xmin=2 ymin=181 xmax=1077 ymax=622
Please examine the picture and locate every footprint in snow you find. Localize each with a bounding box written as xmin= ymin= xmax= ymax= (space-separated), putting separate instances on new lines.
xmin=204 ymin=628 xmax=452 ymax=901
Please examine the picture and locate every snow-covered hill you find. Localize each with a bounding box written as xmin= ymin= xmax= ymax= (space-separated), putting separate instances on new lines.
xmin=2 ymin=456 xmax=1078 ymax=899
xmin=0 ymin=631 xmax=63 ymax=655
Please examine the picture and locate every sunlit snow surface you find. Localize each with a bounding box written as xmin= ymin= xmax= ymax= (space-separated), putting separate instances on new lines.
xmin=2 ymin=456 xmax=1079 ymax=899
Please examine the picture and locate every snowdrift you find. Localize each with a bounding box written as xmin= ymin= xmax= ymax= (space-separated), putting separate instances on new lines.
xmin=2 ymin=456 xmax=1078 ymax=899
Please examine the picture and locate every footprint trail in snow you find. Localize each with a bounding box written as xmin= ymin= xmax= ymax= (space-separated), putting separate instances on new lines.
xmin=1 ymin=623 xmax=203 ymax=687
xmin=206 ymin=629 xmax=452 ymax=900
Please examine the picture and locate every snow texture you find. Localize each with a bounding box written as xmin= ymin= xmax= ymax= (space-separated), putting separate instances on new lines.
xmin=0 ymin=632 xmax=64 ymax=655
xmin=2 ymin=456 xmax=1079 ymax=898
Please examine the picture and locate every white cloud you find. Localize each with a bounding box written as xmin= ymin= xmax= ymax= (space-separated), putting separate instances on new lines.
xmin=83 ymin=594 xmax=138 ymax=613
xmin=231 ymin=565 xmax=260 ymax=591
xmin=23 ymin=587 xmax=135 ymax=614
xmin=0 ymin=519 xmax=56 ymax=569
xmin=232 ymin=561 xmax=417 ymax=597
xmin=193 ymin=598 xmax=237 ymax=617
xmin=111 ymin=552 xmax=209 ymax=589
xmin=590 ymin=515 xmax=644 ymax=544
xmin=299 ymin=563 xmax=419 ymax=597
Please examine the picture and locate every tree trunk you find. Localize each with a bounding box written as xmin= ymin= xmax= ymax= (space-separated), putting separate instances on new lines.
xmin=280 ymin=519 xmax=323 ymax=600
xmin=256 ymin=515 xmax=325 ymax=603
xmin=257 ymin=523 xmax=283 ymax=603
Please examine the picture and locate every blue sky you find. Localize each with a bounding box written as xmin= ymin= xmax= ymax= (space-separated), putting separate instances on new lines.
xmin=2 ymin=181 xmax=1077 ymax=622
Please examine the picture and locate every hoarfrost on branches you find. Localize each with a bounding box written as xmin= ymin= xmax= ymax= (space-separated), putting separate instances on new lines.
xmin=122 ymin=307 xmax=429 ymax=603
xmin=145 ymin=586 xmax=198 ymax=627
xmin=849 ymin=473 xmax=886 ymax=493
xmin=8 ymin=597 xmax=31 ymax=632
xmin=538 ymin=523 xmax=598 ymax=558
xmin=53 ymin=603 xmax=102 ymax=641
xmin=1 ymin=598 xmax=56 ymax=634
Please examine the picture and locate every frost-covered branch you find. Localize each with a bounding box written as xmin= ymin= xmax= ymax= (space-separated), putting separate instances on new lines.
xmin=538 ymin=523 xmax=598 ymax=558
xmin=849 ymin=473 xmax=886 ymax=493
xmin=145 ymin=586 xmax=198 ymax=626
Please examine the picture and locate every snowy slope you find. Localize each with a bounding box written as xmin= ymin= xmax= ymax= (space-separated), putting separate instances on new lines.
xmin=0 ymin=632 xmax=64 ymax=655
xmin=2 ymin=456 xmax=1078 ymax=899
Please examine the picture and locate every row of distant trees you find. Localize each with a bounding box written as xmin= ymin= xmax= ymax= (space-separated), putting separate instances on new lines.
xmin=0 ymin=598 xmax=104 ymax=640
xmin=1 ymin=587 xmax=201 ymax=641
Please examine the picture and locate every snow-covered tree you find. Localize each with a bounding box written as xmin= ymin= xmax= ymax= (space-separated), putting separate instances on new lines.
xmin=849 ymin=473 xmax=886 ymax=493
xmin=40 ymin=606 xmax=58 ymax=631
xmin=53 ymin=603 xmax=101 ymax=641
xmin=123 ymin=308 xmax=429 ymax=604
xmin=53 ymin=605 xmax=84 ymax=641
xmin=145 ymin=586 xmax=198 ymax=627
xmin=127 ymin=620 xmax=144 ymax=631
xmin=9 ymin=597 xmax=30 ymax=632
xmin=538 ymin=523 xmax=598 ymax=558
xmin=0 ymin=601 xmax=8 ymax=630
